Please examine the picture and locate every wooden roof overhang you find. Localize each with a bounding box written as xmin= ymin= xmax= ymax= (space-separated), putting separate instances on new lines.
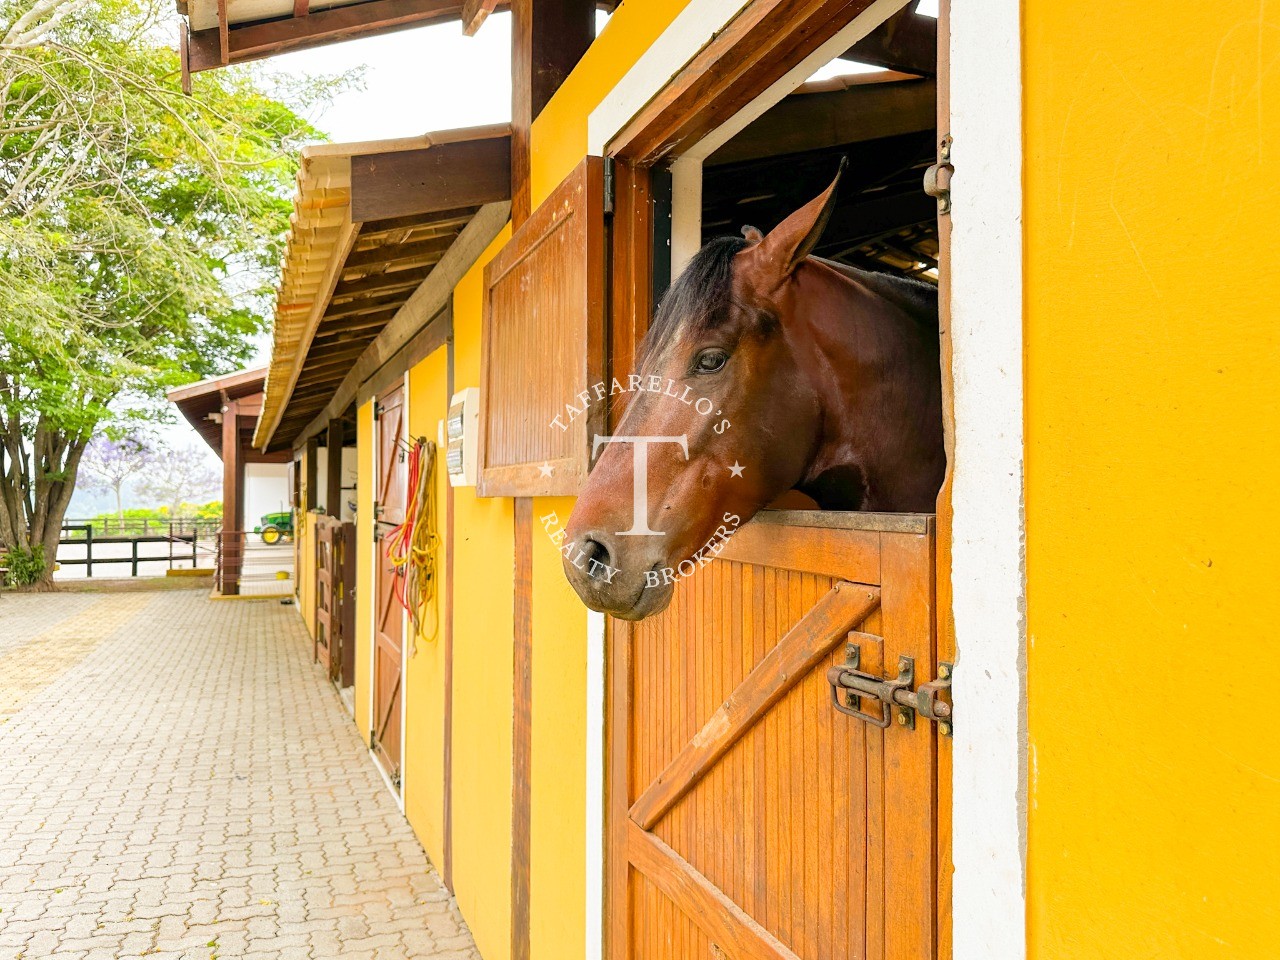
xmin=179 ymin=0 xmax=479 ymax=79
xmin=167 ymin=367 xmax=269 ymax=459
xmin=253 ymin=124 xmax=511 ymax=453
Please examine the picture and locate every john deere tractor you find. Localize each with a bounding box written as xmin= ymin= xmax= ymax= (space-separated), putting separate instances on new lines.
xmin=255 ymin=511 xmax=294 ymax=545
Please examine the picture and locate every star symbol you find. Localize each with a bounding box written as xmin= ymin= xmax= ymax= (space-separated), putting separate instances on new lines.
xmin=728 ymin=461 xmax=745 ymax=478
xmin=538 ymin=462 xmax=554 ymax=478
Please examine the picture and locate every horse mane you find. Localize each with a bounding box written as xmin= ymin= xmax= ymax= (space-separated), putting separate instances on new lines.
xmin=815 ymin=256 xmax=939 ymax=328
xmin=638 ymin=238 xmax=939 ymax=369
xmin=639 ymin=235 xmax=748 ymax=366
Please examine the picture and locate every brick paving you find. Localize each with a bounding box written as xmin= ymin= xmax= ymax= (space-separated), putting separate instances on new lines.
xmin=0 ymin=590 xmax=480 ymax=960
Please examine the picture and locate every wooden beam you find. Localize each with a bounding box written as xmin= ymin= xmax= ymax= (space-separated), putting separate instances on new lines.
xmin=293 ymin=0 xmax=310 ymax=18
xmin=844 ymin=4 xmax=937 ymax=77
xmin=216 ymin=0 xmax=229 ymax=64
xmin=706 ymin=78 xmax=936 ymax=166
xmin=510 ymin=0 xmax=594 ymax=225
xmin=510 ymin=496 xmax=533 ymax=960
xmin=186 ymin=0 xmax=468 ymax=72
xmin=342 ymin=235 xmax=455 ymax=270
xmin=609 ymin=0 xmax=879 ymax=166
xmin=221 ymin=398 xmax=244 ymax=595
xmin=331 ymin=268 xmax=431 ymax=302
xmin=291 ymin=202 xmax=509 ymax=447
xmin=627 ymin=823 xmax=801 ymax=960
xmin=350 ymin=136 xmax=511 ymax=223
xmin=325 ymin=419 xmax=343 ymax=517
xmin=628 ymin=582 xmax=881 ymax=831
xmin=460 ymin=0 xmax=498 ymax=35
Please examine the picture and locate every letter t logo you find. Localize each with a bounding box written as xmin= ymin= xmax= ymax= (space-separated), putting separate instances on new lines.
xmin=591 ymin=435 xmax=688 ymax=536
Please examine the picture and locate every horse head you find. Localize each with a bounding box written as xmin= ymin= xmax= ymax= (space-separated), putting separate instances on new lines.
xmin=561 ymin=171 xmax=853 ymax=620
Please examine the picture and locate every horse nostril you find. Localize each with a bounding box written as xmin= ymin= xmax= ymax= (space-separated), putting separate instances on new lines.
xmin=580 ymin=536 xmax=612 ymax=578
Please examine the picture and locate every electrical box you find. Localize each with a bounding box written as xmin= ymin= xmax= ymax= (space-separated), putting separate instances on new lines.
xmin=444 ymin=387 xmax=479 ymax=487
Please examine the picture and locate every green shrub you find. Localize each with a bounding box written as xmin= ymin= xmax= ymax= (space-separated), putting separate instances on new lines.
xmin=2 ymin=545 xmax=46 ymax=586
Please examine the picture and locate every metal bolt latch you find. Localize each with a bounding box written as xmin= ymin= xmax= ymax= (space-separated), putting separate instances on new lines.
xmin=828 ymin=633 xmax=954 ymax=736
xmin=923 ymin=134 xmax=954 ymax=214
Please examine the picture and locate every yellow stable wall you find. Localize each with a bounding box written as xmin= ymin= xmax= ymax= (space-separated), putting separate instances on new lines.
xmin=297 ymin=511 xmax=316 ymax=638
xmin=355 ymin=400 xmax=374 ymax=743
xmin=449 ymin=225 xmax=517 ymax=960
xmin=404 ymin=346 xmax=451 ymax=870
xmin=531 ymin=0 xmax=692 ymax=203
xmin=528 ymin=496 xmax=588 ymax=960
xmin=1024 ymin=4 xmax=1280 ymax=957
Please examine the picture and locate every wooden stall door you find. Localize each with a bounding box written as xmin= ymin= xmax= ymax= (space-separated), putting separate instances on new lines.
xmin=373 ymin=385 xmax=406 ymax=788
xmin=315 ymin=515 xmax=339 ymax=679
xmin=609 ymin=513 xmax=942 ymax=960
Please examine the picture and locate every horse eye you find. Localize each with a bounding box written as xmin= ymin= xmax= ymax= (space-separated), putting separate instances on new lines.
xmin=693 ymin=349 xmax=729 ymax=374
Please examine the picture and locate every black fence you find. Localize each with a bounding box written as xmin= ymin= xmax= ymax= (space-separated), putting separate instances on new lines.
xmin=55 ymin=521 xmax=219 ymax=577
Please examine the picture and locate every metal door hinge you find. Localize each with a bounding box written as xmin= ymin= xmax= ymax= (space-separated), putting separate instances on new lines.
xmin=603 ymin=157 xmax=615 ymax=216
xmin=828 ymin=633 xmax=953 ymax=735
xmin=923 ymin=134 xmax=953 ymax=215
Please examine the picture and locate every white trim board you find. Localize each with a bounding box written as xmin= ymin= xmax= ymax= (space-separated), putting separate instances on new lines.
xmin=947 ymin=0 xmax=1027 ymax=956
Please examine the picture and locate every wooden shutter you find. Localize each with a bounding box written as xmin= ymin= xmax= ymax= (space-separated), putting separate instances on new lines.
xmin=478 ymin=156 xmax=606 ymax=497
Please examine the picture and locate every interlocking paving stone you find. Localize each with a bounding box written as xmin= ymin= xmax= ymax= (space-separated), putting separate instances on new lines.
xmin=0 ymin=590 xmax=479 ymax=960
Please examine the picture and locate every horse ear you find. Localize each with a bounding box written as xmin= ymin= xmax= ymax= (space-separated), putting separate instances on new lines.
xmin=741 ymin=225 xmax=764 ymax=244
xmin=755 ymin=158 xmax=846 ymax=279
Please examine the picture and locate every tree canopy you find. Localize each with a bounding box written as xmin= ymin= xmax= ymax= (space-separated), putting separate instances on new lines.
xmin=0 ymin=0 xmax=343 ymax=581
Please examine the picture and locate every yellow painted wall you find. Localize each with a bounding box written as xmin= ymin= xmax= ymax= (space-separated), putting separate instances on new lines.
xmin=528 ymin=495 xmax=588 ymax=960
xmin=449 ymin=225 xmax=517 ymax=960
xmin=1024 ymin=4 xmax=1280 ymax=957
xmin=297 ymin=510 xmax=316 ymax=638
xmin=404 ymin=346 xmax=451 ymax=869
xmin=355 ymin=400 xmax=375 ymax=742
xmin=530 ymin=0 xmax=693 ymax=205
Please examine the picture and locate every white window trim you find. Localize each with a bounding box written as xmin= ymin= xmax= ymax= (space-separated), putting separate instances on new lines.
xmin=583 ymin=1 xmax=1028 ymax=957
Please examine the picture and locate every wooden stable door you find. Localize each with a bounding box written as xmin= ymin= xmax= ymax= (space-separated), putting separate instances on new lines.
xmin=609 ymin=512 xmax=943 ymax=960
xmin=373 ymin=385 xmax=406 ymax=788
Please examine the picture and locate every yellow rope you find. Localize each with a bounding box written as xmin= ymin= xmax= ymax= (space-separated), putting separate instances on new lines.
xmin=385 ymin=438 xmax=440 ymax=653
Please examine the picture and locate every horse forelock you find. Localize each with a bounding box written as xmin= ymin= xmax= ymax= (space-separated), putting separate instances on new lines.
xmin=638 ymin=236 xmax=748 ymax=369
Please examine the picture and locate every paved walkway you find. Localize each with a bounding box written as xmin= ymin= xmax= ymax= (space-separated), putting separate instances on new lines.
xmin=0 ymin=590 xmax=480 ymax=960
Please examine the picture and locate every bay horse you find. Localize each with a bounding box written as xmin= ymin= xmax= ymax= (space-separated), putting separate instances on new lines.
xmin=562 ymin=168 xmax=944 ymax=620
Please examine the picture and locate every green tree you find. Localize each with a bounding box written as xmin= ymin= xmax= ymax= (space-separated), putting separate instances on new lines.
xmin=0 ymin=0 xmax=343 ymax=584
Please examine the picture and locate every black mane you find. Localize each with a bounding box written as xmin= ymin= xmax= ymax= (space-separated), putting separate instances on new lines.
xmin=639 ymin=235 xmax=747 ymax=366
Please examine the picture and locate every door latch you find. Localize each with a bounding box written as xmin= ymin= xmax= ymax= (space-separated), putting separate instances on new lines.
xmin=922 ymin=134 xmax=953 ymax=215
xmin=828 ymin=633 xmax=953 ymax=735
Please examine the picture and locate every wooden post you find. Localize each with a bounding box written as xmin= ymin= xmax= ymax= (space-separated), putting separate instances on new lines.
xmin=222 ymin=398 xmax=243 ymax=594
xmin=326 ymin=419 xmax=343 ymax=518
xmin=304 ymin=436 xmax=319 ymax=512
xmin=509 ymin=0 xmax=593 ymax=227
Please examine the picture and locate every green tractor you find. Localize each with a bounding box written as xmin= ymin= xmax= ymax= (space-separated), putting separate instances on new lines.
xmin=255 ymin=511 xmax=294 ymax=545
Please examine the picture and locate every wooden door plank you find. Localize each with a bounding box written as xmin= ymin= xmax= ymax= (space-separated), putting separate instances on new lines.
xmin=629 ymin=582 xmax=880 ymax=831
xmin=628 ymin=821 xmax=801 ymax=960
xmin=879 ymin=530 xmax=936 ymax=960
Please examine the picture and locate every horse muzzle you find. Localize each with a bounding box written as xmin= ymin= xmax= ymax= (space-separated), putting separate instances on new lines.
xmin=560 ymin=531 xmax=675 ymax=621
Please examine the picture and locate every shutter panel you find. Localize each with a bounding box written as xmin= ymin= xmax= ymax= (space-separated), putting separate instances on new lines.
xmin=478 ymin=156 xmax=606 ymax=497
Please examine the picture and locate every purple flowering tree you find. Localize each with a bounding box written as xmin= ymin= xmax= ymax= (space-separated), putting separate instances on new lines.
xmin=77 ymin=435 xmax=155 ymax=521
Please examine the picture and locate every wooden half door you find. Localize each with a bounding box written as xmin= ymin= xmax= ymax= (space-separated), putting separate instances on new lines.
xmin=609 ymin=512 xmax=942 ymax=960
xmin=373 ymin=384 xmax=406 ymax=789
xmin=315 ymin=515 xmax=339 ymax=680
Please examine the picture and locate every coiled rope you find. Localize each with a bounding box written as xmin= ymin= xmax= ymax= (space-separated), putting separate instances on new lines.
xmin=385 ymin=438 xmax=440 ymax=652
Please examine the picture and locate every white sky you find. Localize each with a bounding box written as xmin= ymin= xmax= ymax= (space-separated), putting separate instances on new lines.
xmin=262 ymin=13 xmax=515 ymax=142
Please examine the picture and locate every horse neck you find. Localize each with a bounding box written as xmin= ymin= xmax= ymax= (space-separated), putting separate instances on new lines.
xmin=789 ymin=261 xmax=943 ymax=512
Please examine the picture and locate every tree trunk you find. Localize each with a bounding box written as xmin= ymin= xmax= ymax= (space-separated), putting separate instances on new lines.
xmin=115 ymin=484 xmax=124 ymax=522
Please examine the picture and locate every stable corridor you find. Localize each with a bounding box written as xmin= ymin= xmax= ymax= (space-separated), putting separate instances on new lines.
xmin=0 ymin=590 xmax=479 ymax=960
